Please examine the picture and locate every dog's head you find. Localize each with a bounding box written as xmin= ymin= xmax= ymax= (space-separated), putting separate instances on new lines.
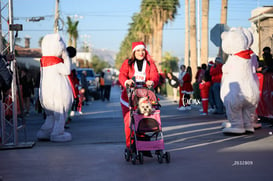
xmin=138 ymin=97 xmax=152 ymax=116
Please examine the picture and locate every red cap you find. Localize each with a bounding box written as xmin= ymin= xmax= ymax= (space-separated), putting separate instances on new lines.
xmin=208 ymin=61 xmax=214 ymax=66
xmin=132 ymin=41 xmax=146 ymax=52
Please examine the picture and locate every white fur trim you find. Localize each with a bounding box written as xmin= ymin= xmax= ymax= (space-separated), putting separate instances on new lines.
xmin=132 ymin=45 xmax=145 ymax=52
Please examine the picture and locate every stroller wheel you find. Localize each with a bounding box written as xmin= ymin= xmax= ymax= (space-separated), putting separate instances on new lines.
xmin=157 ymin=150 xmax=163 ymax=164
xmin=165 ymin=152 xmax=171 ymax=163
xmin=131 ymin=153 xmax=137 ymax=165
xmin=124 ymin=148 xmax=130 ymax=162
xmin=138 ymin=152 xmax=144 ymax=164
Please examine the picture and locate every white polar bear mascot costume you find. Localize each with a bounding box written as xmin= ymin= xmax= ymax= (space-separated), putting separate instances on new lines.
xmin=37 ymin=33 xmax=74 ymax=142
xmin=220 ymin=27 xmax=259 ymax=134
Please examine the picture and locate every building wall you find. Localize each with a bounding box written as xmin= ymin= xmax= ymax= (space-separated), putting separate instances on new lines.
xmin=260 ymin=18 xmax=273 ymax=54
xmin=76 ymin=52 xmax=92 ymax=62
xmin=250 ymin=7 xmax=273 ymax=57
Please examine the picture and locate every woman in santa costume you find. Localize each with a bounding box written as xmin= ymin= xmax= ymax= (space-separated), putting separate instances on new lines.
xmin=118 ymin=41 xmax=159 ymax=149
xmin=177 ymin=65 xmax=193 ymax=111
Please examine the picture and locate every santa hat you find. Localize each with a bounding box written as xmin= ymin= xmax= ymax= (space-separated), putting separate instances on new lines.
xmin=208 ymin=61 xmax=214 ymax=66
xmin=132 ymin=41 xmax=146 ymax=52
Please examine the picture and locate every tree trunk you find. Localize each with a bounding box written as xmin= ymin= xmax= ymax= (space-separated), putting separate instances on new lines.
xmin=154 ymin=24 xmax=163 ymax=72
xmin=148 ymin=35 xmax=153 ymax=56
xmin=184 ymin=0 xmax=189 ymax=67
xmin=73 ymin=37 xmax=77 ymax=48
xmin=68 ymin=35 xmax=72 ymax=47
xmin=220 ymin=0 xmax=228 ymax=24
xmin=189 ymin=0 xmax=197 ymax=82
xmin=150 ymin=9 xmax=163 ymax=72
xmin=201 ymin=0 xmax=209 ymax=65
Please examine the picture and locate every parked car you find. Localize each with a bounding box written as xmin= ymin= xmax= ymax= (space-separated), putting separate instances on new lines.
xmin=76 ymin=68 xmax=100 ymax=100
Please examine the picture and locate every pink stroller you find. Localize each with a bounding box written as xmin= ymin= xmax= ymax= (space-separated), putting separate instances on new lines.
xmin=124 ymin=86 xmax=170 ymax=164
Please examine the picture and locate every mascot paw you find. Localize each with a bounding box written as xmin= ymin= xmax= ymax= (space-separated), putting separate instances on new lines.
xmin=37 ymin=129 xmax=51 ymax=141
xmin=222 ymin=127 xmax=245 ymax=135
xmin=50 ymin=132 xmax=72 ymax=142
xmin=245 ymin=127 xmax=255 ymax=134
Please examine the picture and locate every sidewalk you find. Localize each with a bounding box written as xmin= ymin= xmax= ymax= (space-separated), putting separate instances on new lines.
xmin=1 ymin=86 xmax=273 ymax=181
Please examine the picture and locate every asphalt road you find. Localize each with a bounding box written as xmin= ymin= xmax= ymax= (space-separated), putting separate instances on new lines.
xmin=1 ymin=86 xmax=273 ymax=181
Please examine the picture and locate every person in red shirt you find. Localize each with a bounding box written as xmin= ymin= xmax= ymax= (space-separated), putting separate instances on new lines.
xmin=118 ymin=41 xmax=159 ymax=149
xmin=210 ymin=57 xmax=224 ymax=114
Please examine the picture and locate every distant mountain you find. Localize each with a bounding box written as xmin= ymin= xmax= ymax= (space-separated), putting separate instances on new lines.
xmin=92 ymin=48 xmax=116 ymax=66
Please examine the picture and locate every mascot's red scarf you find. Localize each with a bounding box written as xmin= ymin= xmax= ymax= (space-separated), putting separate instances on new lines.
xmin=234 ymin=50 xmax=253 ymax=59
xmin=40 ymin=56 xmax=77 ymax=98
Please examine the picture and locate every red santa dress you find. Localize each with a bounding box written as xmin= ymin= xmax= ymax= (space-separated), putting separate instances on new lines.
xmin=119 ymin=58 xmax=159 ymax=148
xmin=179 ymin=72 xmax=193 ymax=107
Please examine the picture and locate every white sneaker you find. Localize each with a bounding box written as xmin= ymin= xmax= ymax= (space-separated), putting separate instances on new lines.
xmin=178 ymin=107 xmax=187 ymax=111
xmin=200 ymin=112 xmax=208 ymax=116
xmin=79 ymin=111 xmax=83 ymax=115
xmin=222 ymin=127 xmax=245 ymax=134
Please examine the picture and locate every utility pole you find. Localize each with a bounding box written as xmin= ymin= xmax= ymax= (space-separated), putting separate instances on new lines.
xmin=54 ymin=0 xmax=60 ymax=33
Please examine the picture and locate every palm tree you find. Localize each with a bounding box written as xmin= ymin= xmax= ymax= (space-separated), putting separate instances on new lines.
xmin=141 ymin=0 xmax=180 ymax=71
xmin=115 ymin=0 xmax=179 ymax=71
xmin=66 ymin=16 xmax=79 ymax=48
xmin=201 ymin=0 xmax=209 ymax=65
xmin=130 ymin=13 xmax=152 ymax=46
xmin=189 ymin=0 xmax=197 ymax=81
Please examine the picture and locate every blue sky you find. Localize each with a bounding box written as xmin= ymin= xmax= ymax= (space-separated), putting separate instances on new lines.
xmin=9 ymin=0 xmax=273 ymax=59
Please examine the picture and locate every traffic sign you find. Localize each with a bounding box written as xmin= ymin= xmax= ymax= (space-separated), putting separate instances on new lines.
xmin=210 ymin=24 xmax=229 ymax=47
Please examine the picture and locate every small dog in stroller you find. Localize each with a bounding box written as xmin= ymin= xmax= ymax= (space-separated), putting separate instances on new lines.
xmin=137 ymin=97 xmax=153 ymax=116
